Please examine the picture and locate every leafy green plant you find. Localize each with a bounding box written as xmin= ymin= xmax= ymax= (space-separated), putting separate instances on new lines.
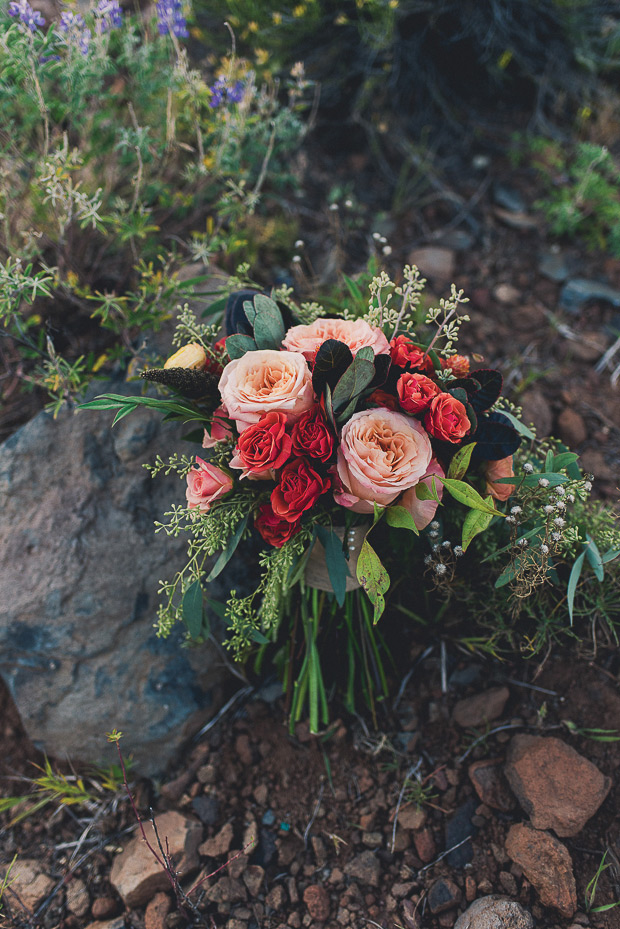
xmin=526 ymin=139 xmax=620 ymax=256
xmin=0 ymin=855 xmax=17 ymax=917
xmin=0 ymin=2 xmax=311 ymax=421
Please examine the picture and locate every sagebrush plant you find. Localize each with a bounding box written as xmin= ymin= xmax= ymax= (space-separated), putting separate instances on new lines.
xmin=82 ymin=260 xmax=620 ymax=730
xmin=522 ymin=137 xmax=620 ymax=257
xmin=0 ymin=0 xmax=311 ymax=416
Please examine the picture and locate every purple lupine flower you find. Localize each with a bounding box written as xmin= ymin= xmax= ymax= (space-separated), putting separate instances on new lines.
xmin=156 ymin=0 xmax=188 ymax=38
xmin=59 ymin=9 xmax=92 ymax=55
xmin=94 ymin=0 xmax=122 ymax=33
xmin=209 ymin=78 xmax=245 ymax=108
xmin=8 ymin=0 xmax=45 ymax=32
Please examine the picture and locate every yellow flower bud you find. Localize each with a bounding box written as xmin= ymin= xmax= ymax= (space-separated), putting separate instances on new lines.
xmin=164 ymin=342 xmax=207 ymax=370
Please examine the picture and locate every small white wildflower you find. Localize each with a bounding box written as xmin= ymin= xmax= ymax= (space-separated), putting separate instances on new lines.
xmin=555 ymin=486 xmax=565 ymax=496
xmin=382 ymin=245 xmax=392 ymax=256
xmin=441 ymin=540 xmax=452 ymax=549
xmin=344 ymin=199 xmax=353 ymax=208
xmin=432 ymin=543 xmax=440 ymax=553
xmin=523 ymin=462 xmax=534 ymax=473
xmin=554 ymin=517 xmax=566 ymax=528
xmin=379 ymin=235 xmax=388 ymax=244
xmin=540 ymin=543 xmax=549 ymax=554
xmin=584 ymin=480 xmax=592 ymax=491
xmin=544 ymin=505 xmax=554 ymax=514
xmin=568 ymin=494 xmax=575 ymax=503
xmin=556 ymin=500 xmax=566 ymax=510
xmin=294 ymin=239 xmax=304 ymax=248
xmin=424 ymin=554 xmax=433 ymax=566
xmin=538 ymin=477 xmax=550 ymax=488
xmin=329 ymin=203 xmax=339 ymax=212
xmin=510 ymin=506 xmax=522 ymax=515
xmin=372 ymin=232 xmax=381 ymax=240
xmin=506 ymin=515 xmax=516 ymax=525
xmin=429 ymin=530 xmax=439 ymax=539
xmin=430 ymin=520 xmax=440 ymax=530
xmin=292 ymin=255 xmax=302 ymax=263
xmin=551 ymin=531 xmax=561 ymax=542
xmin=518 ymin=538 xmax=529 ymax=547
xmin=434 ymin=563 xmax=448 ymax=576
xmin=453 ymin=545 xmax=464 ymax=557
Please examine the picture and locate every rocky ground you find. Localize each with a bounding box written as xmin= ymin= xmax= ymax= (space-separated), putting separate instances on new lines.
xmin=2 ymin=646 xmax=620 ymax=929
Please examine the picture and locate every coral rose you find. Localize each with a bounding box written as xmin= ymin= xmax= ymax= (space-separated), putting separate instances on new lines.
xmin=400 ymin=458 xmax=445 ymax=530
xmin=424 ymin=393 xmax=471 ymax=443
xmin=291 ymin=407 xmax=334 ymax=461
xmin=255 ymin=504 xmax=302 ymax=548
xmin=335 ymin=408 xmax=432 ymax=514
xmin=389 ymin=335 xmax=435 ymax=375
xmin=282 ymin=317 xmax=389 ymax=362
xmin=485 ymin=455 xmax=516 ymax=501
xmin=271 ymin=457 xmax=331 ymax=522
xmin=218 ymin=349 xmax=314 ymax=432
xmin=202 ymin=407 xmax=233 ymax=448
xmin=397 ymin=372 xmax=440 ymax=415
xmin=186 ymin=457 xmax=233 ymax=512
xmin=230 ymin=411 xmax=292 ymax=477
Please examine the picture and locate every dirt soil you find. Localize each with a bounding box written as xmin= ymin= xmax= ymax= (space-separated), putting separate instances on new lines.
xmin=2 ymin=647 xmax=620 ymax=929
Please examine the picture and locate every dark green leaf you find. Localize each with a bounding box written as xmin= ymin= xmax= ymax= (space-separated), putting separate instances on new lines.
xmin=206 ymin=514 xmax=249 ymax=583
xmin=468 ymin=369 xmax=503 ymax=412
xmin=316 ymin=526 xmax=349 ymax=607
xmin=332 ymin=357 xmax=376 ymax=413
xmin=312 ymin=339 xmax=353 ymax=397
xmin=385 ymin=505 xmax=419 ymax=534
xmin=243 ymin=300 xmax=257 ymax=327
xmin=567 ymin=550 xmax=585 ymax=625
xmin=356 ymin=346 xmax=375 ymax=362
xmin=226 ymin=333 xmax=257 ymax=359
xmin=183 ymin=579 xmax=204 ymax=638
xmin=552 ymin=451 xmax=580 ymax=472
xmin=447 ymin=442 xmax=476 ymax=480
xmin=498 ymin=410 xmax=535 ymax=439
xmin=356 ymin=538 xmax=390 ymax=624
xmin=495 ymin=555 xmax=525 ymax=588
xmin=200 ymin=295 xmax=228 ymax=318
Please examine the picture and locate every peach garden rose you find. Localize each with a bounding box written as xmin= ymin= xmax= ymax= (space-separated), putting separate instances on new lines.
xmin=335 ymin=407 xmax=432 ymax=513
xmin=282 ymin=317 xmax=389 ymax=361
xmin=218 ymin=349 xmax=314 ymax=432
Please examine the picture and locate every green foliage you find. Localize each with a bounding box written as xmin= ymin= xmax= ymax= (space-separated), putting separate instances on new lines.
xmin=526 ymin=138 xmax=620 ymax=256
xmin=584 ymin=850 xmax=620 ymax=914
xmin=0 ymin=6 xmax=311 ymax=415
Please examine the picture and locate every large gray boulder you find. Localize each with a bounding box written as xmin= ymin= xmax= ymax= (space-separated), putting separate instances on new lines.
xmin=0 ymin=377 xmax=227 ymax=774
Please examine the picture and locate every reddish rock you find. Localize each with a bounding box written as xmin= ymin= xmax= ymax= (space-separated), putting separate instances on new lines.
xmin=199 ymin=821 xmax=234 ymax=857
xmin=505 ymin=735 xmax=611 ymax=836
xmin=397 ymin=805 xmax=427 ymax=831
xmin=110 ymin=811 xmax=202 ymax=908
xmin=243 ymin=865 xmax=265 ymax=897
xmin=428 ymin=877 xmax=461 ymax=914
xmin=506 ymin=823 xmax=576 ymax=917
xmin=91 ymin=896 xmax=120 ymax=920
xmin=144 ymin=892 xmax=172 ymax=929
xmin=452 ymin=687 xmax=509 ymax=729
xmin=557 ymin=408 xmax=587 ymax=447
xmin=468 ymin=758 xmax=516 ymax=812
xmin=413 ymin=827 xmax=436 ymax=863
xmin=303 ymin=884 xmax=330 ymax=921
xmin=1 ymin=859 xmax=54 ymax=915
xmin=235 ymin=733 xmax=252 ymax=766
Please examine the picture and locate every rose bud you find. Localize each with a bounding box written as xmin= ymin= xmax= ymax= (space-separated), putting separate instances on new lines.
xmin=424 ymin=393 xmax=471 ymax=443
xmin=485 ymin=455 xmax=516 ymax=501
xmin=441 ymin=354 xmax=470 ymax=377
xmin=186 ymin=457 xmax=233 ymax=512
xmin=164 ymin=342 xmax=207 ymax=370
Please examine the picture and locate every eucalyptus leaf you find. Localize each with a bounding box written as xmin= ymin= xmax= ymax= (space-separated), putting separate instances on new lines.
xmin=332 ymin=357 xmax=375 ymax=411
xmin=316 ymin=526 xmax=349 ymax=607
xmin=243 ymin=300 xmax=257 ymax=326
xmin=253 ymin=293 xmax=286 ymax=349
xmin=226 ymin=333 xmax=257 ymax=359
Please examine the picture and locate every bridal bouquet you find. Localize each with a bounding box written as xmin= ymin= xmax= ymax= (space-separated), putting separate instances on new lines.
xmin=83 ymin=266 xmax=530 ymax=729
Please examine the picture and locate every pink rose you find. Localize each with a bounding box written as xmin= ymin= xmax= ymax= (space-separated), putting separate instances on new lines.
xmin=202 ymin=407 xmax=233 ymax=448
xmin=485 ymin=455 xmax=516 ymax=502
xmin=400 ymin=458 xmax=445 ymax=530
xmin=218 ymin=349 xmax=314 ymax=432
xmin=282 ymin=317 xmax=389 ymax=362
xmin=186 ymin=457 xmax=233 ymax=512
xmin=335 ymin=408 xmax=432 ymax=514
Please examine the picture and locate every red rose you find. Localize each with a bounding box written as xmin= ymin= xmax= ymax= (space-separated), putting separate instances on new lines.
xmin=271 ymin=457 xmax=331 ymax=522
xmin=367 ymin=388 xmax=400 ymax=411
xmin=441 ymin=354 xmax=470 ymax=377
xmin=389 ymin=335 xmax=435 ymax=375
xmin=397 ymin=372 xmax=440 ymax=414
xmin=255 ymin=504 xmax=302 ymax=548
xmin=291 ymin=407 xmax=334 ymax=461
xmin=230 ymin=411 xmax=292 ymax=476
xmin=205 ymin=337 xmax=229 ymax=376
xmin=424 ymin=393 xmax=471 ymax=443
